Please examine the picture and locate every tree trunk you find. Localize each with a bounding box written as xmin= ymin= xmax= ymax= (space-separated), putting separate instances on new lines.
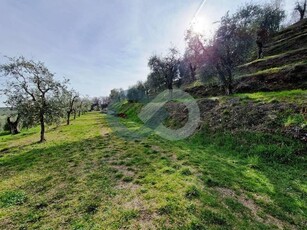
xmin=302 ymin=1 xmax=306 ymax=20
xmin=7 ymin=115 xmax=20 ymax=135
xmin=78 ymin=110 xmax=81 ymax=117
xmin=297 ymin=1 xmax=306 ymax=20
xmin=73 ymin=111 xmax=76 ymax=120
xmin=215 ymin=64 xmax=230 ymax=95
xmin=189 ymin=63 xmax=196 ymax=83
xmin=67 ymin=112 xmax=71 ymax=125
xmin=225 ymin=82 xmax=233 ymax=95
xmin=39 ymin=112 xmax=46 ymax=142
xmin=226 ymin=71 xmax=233 ymax=95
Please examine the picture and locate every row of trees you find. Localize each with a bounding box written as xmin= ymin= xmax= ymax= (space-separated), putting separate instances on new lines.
xmin=0 ymin=56 xmax=92 ymax=142
xmin=107 ymin=2 xmax=287 ymax=101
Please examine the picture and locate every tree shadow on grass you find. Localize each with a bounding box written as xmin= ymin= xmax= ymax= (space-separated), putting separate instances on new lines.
xmin=172 ymin=137 xmax=307 ymax=228
xmin=0 ymin=131 xmax=10 ymax=137
xmin=0 ymin=135 xmax=108 ymax=176
xmin=0 ymin=135 xmax=117 ymax=229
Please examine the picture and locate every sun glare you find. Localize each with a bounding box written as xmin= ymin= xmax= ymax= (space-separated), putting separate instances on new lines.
xmin=190 ymin=16 xmax=214 ymax=39
xmin=191 ymin=18 xmax=204 ymax=34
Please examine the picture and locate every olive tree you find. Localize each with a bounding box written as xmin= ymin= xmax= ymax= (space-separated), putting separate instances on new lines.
xmin=193 ymin=3 xmax=285 ymax=95
xmin=184 ymin=31 xmax=206 ymax=83
xmin=0 ymin=56 xmax=67 ymax=142
xmin=148 ymin=48 xmax=180 ymax=93
xmin=127 ymin=82 xmax=147 ymax=103
xmin=63 ymin=89 xmax=79 ymax=125
xmin=109 ymin=89 xmax=124 ymax=104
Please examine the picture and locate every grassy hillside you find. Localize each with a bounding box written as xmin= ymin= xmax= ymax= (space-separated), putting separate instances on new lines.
xmin=185 ymin=19 xmax=307 ymax=98
xmin=1 ymin=112 xmax=305 ymax=229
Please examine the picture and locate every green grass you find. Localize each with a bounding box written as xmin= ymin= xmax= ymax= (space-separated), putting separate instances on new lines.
xmin=0 ymin=190 xmax=27 ymax=208
xmin=239 ymin=60 xmax=307 ymax=78
xmin=238 ymin=47 xmax=307 ymax=68
xmin=183 ymin=80 xmax=205 ymax=89
xmin=235 ymin=89 xmax=307 ymax=105
xmin=0 ymin=111 xmax=306 ymax=229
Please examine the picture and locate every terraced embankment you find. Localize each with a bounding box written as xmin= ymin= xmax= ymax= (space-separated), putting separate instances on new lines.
xmin=186 ymin=19 xmax=307 ymax=98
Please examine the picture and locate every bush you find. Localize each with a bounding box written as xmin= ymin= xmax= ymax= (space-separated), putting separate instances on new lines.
xmin=127 ymin=87 xmax=145 ymax=103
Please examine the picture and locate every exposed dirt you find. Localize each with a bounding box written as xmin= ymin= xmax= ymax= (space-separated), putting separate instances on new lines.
xmin=163 ymin=99 xmax=307 ymax=142
xmin=265 ymin=19 xmax=307 ymax=56
xmin=100 ymin=130 xmax=157 ymax=229
xmin=215 ymin=187 xmax=293 ymax=229
xmin=185 ymin=63 xmax=307 ymax=98
xmin=235 ymin=63 xmax=307 ymax=93
xmin=238 ymin=48 xmax=307 ymax=75
xmin=271 ymin=18 xmax=307 ymax=43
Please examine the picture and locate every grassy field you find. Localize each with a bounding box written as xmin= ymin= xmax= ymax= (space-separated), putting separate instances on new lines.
xmin=0 ymin=111 xmax=306 ymax=229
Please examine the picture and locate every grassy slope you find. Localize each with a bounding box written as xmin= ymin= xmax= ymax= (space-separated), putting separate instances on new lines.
xmin=0 ymin=111 xmax=306 ymax=229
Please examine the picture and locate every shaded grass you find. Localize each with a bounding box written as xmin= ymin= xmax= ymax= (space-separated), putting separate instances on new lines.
xmin=0 ymin=113 xmax=118 ymax=229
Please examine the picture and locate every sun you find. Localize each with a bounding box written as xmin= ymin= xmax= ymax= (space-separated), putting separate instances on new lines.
xmin=191 ymin=18 xmax=204 ymax=34
xmin=190 ymin=16 xmax=215 ymax=39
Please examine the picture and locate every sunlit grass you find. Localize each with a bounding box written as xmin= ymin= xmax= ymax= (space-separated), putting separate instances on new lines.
xmin=235 ymin=89 xmax=307 ymax=105
xmin=0 ymin=112 xmax=306 ymax=229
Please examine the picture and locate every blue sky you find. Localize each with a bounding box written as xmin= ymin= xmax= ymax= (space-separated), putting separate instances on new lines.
xmin=0 ymin=0 xmax=295 ymax=106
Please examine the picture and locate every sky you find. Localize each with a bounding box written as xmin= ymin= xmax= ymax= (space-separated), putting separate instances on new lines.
xmin=0 ymin=0 xmax=295 ymax=106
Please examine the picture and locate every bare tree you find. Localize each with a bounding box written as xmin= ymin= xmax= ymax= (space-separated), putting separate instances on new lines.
xmin=295 ymin=0 xmax=307 ymax=20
